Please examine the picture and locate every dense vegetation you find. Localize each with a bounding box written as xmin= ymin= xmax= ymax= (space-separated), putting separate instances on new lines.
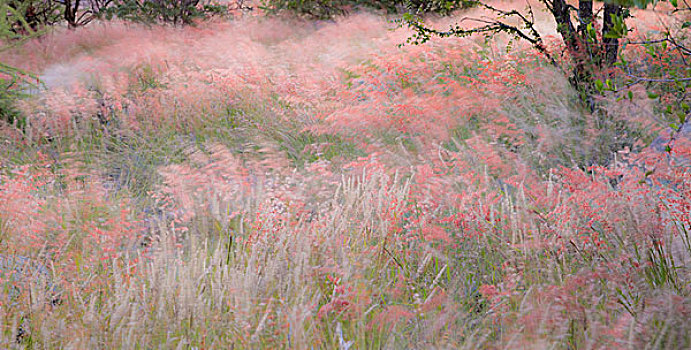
xmin=0 ymin=0 xmax=689 ymax=348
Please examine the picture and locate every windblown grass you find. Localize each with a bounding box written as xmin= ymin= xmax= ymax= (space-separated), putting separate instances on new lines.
xmin=0 ymin=4 xmax=689 ymax=349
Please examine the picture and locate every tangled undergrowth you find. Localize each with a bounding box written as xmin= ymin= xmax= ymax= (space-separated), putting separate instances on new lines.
xmin=0 ymin=4 xmax=689 ymax=349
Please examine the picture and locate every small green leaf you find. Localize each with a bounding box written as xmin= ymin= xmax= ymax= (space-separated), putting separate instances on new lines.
xmin=628 ymin=91 xmax=634 ymax=100
xmin=648 ymin=92 xmax=659 ymax=99
xmin=683 ymin=21 xmax=691 ymax=29
xmin=595 ymin=79 xmax=604 ymax=92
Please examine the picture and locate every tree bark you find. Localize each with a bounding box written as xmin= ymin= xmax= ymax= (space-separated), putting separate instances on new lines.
xmin=603 ymin=3 xmax=623 ymax=66
xmin=65 ymin=0 xmax=81 ymax=28
xmin=578 ymin=0 xmax=593 ymax=30
xmin=552 ymin=0 xmax=578 ymax=55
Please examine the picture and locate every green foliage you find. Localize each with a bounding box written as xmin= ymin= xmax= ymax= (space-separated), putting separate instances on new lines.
xmin=102 ymin=0 xmax=227 ymax=25
xmin=606 ymin=0 xmax=664 ymax=8
xmin=0 ymin=0 xmax=61 ymax=34
xmin=0 ymin=1 xmax=34 ymax=38
xmin=0 ymin=0 xmax=42 ymax=127
xmin=405 ymin=0 xmax=475 ymax=14
xmin=261 ymin=0 xmax=348 ymax=18
xmin=260 ymin=0 xmax=475 ymax=19
xmin=614 ymin=0 xmax=690 ymax=153
xmin=0 ymin=66 xmax=31 ymax=128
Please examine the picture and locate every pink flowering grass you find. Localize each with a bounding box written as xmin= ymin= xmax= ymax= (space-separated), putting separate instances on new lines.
xmin=0 ymin=3 xmax=689 ymax=348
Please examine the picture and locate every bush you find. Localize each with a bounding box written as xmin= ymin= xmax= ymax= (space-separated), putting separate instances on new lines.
xmin=0 ymin=71 xmax=27 ymax=127
xmin=0 ymin=0 xmax=42 ymax=128
xmin=1 ymin=0 xmax=62 ymax=33
xmin=404 ymin=0 xmax=475 ymax=14
xmin=260 ymin=0 xmax=475 ymax=19
xmin=102 ymin=0 xmax=228 ymax=25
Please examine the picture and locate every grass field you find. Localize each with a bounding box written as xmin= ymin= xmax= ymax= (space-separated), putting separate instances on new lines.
xmin=0 ymin=3 xmax=689 ymax=348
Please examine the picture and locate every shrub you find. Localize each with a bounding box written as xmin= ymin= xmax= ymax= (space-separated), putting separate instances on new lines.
xmin=102 ymin=0 xmax=228 ymax=25
xmin=260 ymin=0 xmax=475 ymax=19
xmin=0 ymin=0 xmax=41 ymax=128
xmin=404 ymin=0 xmax=475 ymax=14
xmin=1 ymin=0 xmax=62 ymax=33
xmin=0 ymin=70 xmax=28 ymax=127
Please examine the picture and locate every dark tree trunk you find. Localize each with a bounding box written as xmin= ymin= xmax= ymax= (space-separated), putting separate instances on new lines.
xmin=550 ymin=0 xmax=624 ymax=95
xmin=575 ymin=0 xmax=596 ymax=89
xmin=552 ymin=0 xmax=578 ymax=55
xmin=578 ymin=0 xmax=593 ymax=30
xmin=552 ymin=0 xmax=596 ymax=92
xmin=65 ymin=0 xmax=81 ymax=28
xmin=603 ymin=3 xmax=623 ymax=66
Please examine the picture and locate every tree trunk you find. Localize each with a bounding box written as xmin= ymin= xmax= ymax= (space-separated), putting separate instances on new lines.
xmin=552 ymin=0 xmax=578 ymax=55
xmin=578 ymin=1 xmax=593 ymax=30
xmin=553 ymin=0 xmax=599 ymax=93
xmin=552 ymin=0 xmax=623 ymax=94
xmin=603 ymin=3 xmax=623 ymax=66
xmin=65 ymin=0 xmax=81 ymax=28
